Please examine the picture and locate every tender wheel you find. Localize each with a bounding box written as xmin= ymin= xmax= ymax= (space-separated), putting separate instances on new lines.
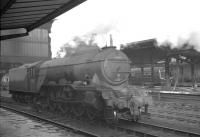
xmin=24 ymin=95 xmax=32 ymax=104
xmin=132 ymin=107 xmax=141 ymax=121
xmin=12 ymin=94 xmax=18 ymax=102
xmin=33 ymin=96 xmax=40 ymax=112
xmin=72 ymin=103 xmax=85 ymax=117
xmin=15 ymin=94 xmax=20 ymax=102
xmin=86 ymin=106 xmax=98 ymax=120
xmin=57 ymin=103 xmax=69 ymax=115
xmin=48 ymin=100 xmax=57 ymax=112
xmin=40 ymin=97 xmax=49 ymax=110
xmin=33 ymin=96 xmax=48 ymax=111
xmin=17 ymin=94 xmax=23 ymax=103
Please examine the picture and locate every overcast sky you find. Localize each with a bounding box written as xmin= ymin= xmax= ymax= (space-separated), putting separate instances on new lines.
xmin=50 ymin=0 xmax=200 ymax=57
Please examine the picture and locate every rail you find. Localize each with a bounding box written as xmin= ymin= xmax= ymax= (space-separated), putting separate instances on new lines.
xmin=114 ymin=119 xmax=200 ymax=137
xmin=0 ymin=105 xmax=99 ymax=137
xmin=149 ymin=92 xmax=200 ymax=102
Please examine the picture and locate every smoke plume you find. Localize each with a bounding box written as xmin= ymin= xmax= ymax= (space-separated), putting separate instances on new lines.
xmin=157 ymin=31 xmax=200 ymax=52
xmin=56 ymin=34 xmax=98 ymax=58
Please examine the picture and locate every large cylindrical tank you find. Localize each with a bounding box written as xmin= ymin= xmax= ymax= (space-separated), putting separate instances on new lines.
xmin=39 ymin=46 xmax=130 ymax=88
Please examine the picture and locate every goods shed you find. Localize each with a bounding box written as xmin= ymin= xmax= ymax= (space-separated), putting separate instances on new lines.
xmin=121 ymin=39 xmax=200 ymax=89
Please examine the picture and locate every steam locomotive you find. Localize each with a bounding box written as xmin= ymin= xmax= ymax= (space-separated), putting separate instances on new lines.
xmin=9 ymin=46 xmax=152 ymax=122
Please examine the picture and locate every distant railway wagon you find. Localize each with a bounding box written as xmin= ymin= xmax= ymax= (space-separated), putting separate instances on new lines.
xmin=9 ymin=46 xmax=152 ymax=123
xmin=129 ymin=63 xmax=200 ymax=86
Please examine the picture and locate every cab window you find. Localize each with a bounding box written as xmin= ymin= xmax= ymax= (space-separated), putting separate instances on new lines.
xmin=28 ymin=68 xmax=35 ymax=78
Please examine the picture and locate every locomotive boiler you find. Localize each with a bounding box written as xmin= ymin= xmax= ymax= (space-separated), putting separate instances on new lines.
xmin=9 ymin=46 xmax=152 ymax=122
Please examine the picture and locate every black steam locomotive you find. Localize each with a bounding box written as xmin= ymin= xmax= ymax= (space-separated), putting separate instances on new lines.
xmin=9 ymin=46 xmax=152 ymax=122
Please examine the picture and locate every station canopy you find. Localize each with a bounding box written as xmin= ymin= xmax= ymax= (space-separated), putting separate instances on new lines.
xmin=121 ymin=39 xmax=200 ymax=65
xmin=0 ymin=0 xmax=86 ymax=40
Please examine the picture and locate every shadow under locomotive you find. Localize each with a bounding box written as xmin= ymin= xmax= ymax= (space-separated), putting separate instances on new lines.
xmin=8 ymin=46 xmax=152 ymax=123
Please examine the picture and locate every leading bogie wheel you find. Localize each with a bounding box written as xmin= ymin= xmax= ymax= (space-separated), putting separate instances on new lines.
xmin=86 ymin=106 xmax=98 ymax=120
xmin=72 ymin=103 xmax=85 ymax=117
xmin=57 ymin=103 xmax=69 ymax=115
xmin=104 ymin=107 xmax=119 ymax=124
xmin=49 ymin=101 xmax=57 ymax=112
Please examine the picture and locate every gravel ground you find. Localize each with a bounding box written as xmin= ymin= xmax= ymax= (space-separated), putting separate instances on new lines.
xmin=146 ymin=87 xmax=200 ymax=129
xmin=0 ymin=108 xmax=83 ymax=137
xmin=148 ymin=99 xmax=200 ymax=129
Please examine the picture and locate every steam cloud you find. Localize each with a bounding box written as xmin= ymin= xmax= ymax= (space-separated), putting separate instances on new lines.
xmin=157 ymin=31 xmax=200 ymax=52
xmin=56 ymin=22 xmax=118 ymax=58
xmin=56 ymin=34 xmax=99 ymax=58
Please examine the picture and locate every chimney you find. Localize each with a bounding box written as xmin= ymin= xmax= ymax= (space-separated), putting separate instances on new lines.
xmin=110 ymin=34 xmax=113 ymax=47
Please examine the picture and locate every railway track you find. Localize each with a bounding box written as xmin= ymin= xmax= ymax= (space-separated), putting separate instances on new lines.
xmin=148 ymin=108 xmax=200 ymax=126
xmin=150 ymin=113 xmax=200 ymax=126
xmin=0 ymin=104 xmax=99 ymax=137
xmin=150 ymin=92 xmax=200 ymax=103
xmin=1 ymin=97 xmax=200 ymax=137
xmin=115 ymin=118 xmax=200 ymax=137
xmin=150 ymin=108 xmax=200 ymax=119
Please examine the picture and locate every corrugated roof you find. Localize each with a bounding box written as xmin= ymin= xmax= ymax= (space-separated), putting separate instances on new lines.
xmin=0 ymin=0 xmax=86 ymax=40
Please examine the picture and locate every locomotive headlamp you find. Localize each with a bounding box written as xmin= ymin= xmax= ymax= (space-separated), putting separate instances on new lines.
xmin=114 ymin=110 xmax=117 ymax=117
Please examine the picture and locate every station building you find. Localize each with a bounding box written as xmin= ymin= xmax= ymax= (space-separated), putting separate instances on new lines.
xmin=0 ymin=21 xmax=53 ymax=81
xmin=121 ymin=39 xmax=200 ymax=90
